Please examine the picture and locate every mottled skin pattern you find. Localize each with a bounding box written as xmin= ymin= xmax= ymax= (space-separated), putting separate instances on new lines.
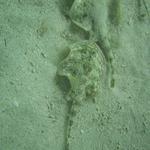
xmin=57 ymin=41 xmax=105 ymax=104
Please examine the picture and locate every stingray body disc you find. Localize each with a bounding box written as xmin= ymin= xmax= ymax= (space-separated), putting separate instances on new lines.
xmin=57 ymin=41 xmax=106 ymax=104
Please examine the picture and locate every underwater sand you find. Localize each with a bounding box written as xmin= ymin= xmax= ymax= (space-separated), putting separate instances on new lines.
xmin=0 ymin=0 xmax=150 ymax=150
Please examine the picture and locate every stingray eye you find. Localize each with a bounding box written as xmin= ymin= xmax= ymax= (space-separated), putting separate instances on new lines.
xmin=56 ymin=75 xmax=71 ymax=93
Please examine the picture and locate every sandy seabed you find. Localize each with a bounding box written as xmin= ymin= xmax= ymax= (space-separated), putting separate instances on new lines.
xmin=0 ymin=0 xmax=150 ymax=150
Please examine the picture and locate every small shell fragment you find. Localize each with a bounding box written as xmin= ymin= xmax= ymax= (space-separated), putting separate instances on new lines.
xmin=69 ymin=0 xmax=93 ymax=32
